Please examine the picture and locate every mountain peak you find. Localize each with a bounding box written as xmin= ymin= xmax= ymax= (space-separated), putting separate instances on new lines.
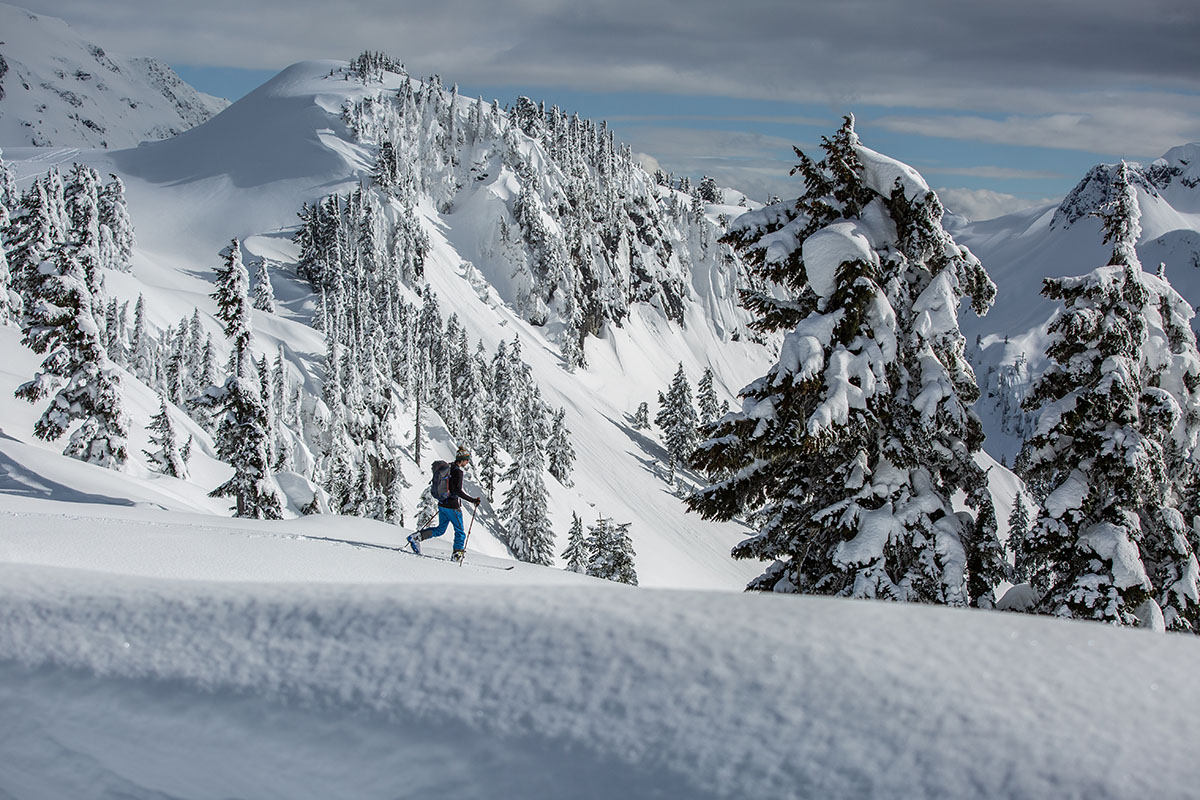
xmin=0 ymin=1 xmax=228 ymax=149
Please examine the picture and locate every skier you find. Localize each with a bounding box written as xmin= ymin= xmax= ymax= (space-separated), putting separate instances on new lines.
xmin=408 ymin=447 xmax=481 ymax=562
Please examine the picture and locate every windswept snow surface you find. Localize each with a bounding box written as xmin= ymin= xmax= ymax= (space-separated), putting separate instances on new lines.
xmin=2 ymin=497 xmax=1200 ymax=799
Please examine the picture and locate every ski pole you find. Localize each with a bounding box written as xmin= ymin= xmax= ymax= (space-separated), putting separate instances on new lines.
xmin=459 ymin=501 xmax=478 ymax=567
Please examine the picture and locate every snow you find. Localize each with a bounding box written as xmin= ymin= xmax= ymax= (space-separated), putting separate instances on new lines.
xmin=0 ymin=3 xmax=227 ymax=149
xmin=958 ymin=147 xmax=1200 ymax=463
xmin=4 ymin=496 xmax=1200 ymax=798
xmin=801 ymin=219 xmax=877 ymax=299
xmin=1079 ymin=520 xmax=1151 ymax=591
xmin=854 ymin=143 xmax=931 ymax=202
xmin=4 ymin=58 xmax=771 ymax=590
xmin=2 ymin=32 xmax=1200 ymax=798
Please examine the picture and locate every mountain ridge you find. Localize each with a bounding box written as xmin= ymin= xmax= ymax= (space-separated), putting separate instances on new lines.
xmin=0 ymin=2 xmax=228 ymax=149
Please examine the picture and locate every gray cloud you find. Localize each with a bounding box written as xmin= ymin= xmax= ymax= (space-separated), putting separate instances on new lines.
xmin=875 ymin=103 xmax=1200 ymax=158
xmin=16 ymin=0 xmax=1200 ymax=194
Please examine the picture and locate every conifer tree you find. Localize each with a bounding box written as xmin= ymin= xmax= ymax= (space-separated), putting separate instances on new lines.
xmin=98 ymin=175 xmax=134 ymax=272
xmin=562 ymin=511 xmax=588 ymax=573
xmin=208 ymin=239 xmax=281 ymax=519
xmin=547 ymin=406 xmax=576 ymax=487
xmin=15 ymin=245 xmax=128 ymax=467
xmin=632 ymin=401 xmax=650 ymax=430
xmin=655 ymin=363 xmax=698 ymax=482
xmin=697 ymin=366 xmax=720 ymax=428
xmin=499 ymin=390 xmax=554 ymax=565
xmin=252 ymin=257 xmax=277 ymax=313
xmin=129 ymin=293 xmax=152 ymax=382
xmin=690 ymin=117 xmax=1003 ymax=606
xmin=145 ymin=393 xmax=187 ymax=478
xmin=0 ymin=201 xmax=19 ymax=324
xmin=7 ymin=179 xmax=57 ymax=296
xmin=64 ymin=164 xmax=103 ymax=300
xmin=586 ymin=516 xmax=638 ymax=586
xmin=479 ymin=403 xmax=500 ymax=501
xmin=1007 ymin=491 xmax=1033 ymax=582
xmin=1016 ymin=164 xmax=1200 ymax=629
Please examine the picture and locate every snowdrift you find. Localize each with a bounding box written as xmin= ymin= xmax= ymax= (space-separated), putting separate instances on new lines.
xmin=3 ymin=498 xmax=1200 ymax=799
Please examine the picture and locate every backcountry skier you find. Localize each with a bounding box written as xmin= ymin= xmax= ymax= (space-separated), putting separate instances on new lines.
xmin=408 ymin=447 xmax=480 ymax=562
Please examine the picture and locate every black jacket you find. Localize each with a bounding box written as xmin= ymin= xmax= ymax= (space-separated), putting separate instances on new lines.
xmin=440 ymin=463 xmax=480 ymax=510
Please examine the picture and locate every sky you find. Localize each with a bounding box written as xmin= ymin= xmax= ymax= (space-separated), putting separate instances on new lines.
xmin=15 ymin=0 xmax=1200 ymax=220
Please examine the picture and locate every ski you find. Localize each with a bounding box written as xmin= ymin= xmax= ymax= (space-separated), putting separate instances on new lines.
xmin=299 ymin=534 xmax=516 ymax=570
xmin=401 ymin=548 xmax=516 ymax=571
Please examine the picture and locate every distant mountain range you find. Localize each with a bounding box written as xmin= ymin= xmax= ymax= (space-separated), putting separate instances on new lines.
xmin=0 ymin=2 xmax=227 ymax=148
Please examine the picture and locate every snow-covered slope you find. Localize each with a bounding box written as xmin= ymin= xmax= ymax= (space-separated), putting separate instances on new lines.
xmin=3 ymin=497 xmax=1200 ymax=799
xmin=0 ymin=2 xmax=228 ymax=148
xmin=2 ymin=58 xmax=772 ymax=589
xmin=953 ymin=145 xmax=1200 ymax=462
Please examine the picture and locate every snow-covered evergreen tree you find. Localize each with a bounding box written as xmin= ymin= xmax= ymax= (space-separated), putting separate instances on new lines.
xmin=586 ymin=516 xmax=638 ymax=586
xmin=499 ymin=390 xmax=554 ymax=565
xmin=144 ymin=393 xmax=187 ymax=478
xmin=15 ymin=245 xmax=128 ymax=468
xmin=697 ymin=366 xmax=720 ymax=428
xmin=1016 ymin=164 xmax=1200 ymax=629
xmin=1008 ymin=491 xmax=1031 ymax=570
xmin=562 ymin=511 xmax=588 ymax=574
xmin=98 ymin=174 xmax=134 ymax=273
xmin=632 ymin=401 xmax=650 ymax=430
xmin=7 ymin=178 xmax=57 ymax=297
xmin=691 ymin=116 xmax=1003 ymax=606
xmin=655 ymin=363 xmax=698 ymax=483
xmin=252 ymin=257 xmax=277 ymax=313
xmin=207 ymin=239 xmax=281 ymax=519
xmin=547 ymin=406 xmax=575 ymax=487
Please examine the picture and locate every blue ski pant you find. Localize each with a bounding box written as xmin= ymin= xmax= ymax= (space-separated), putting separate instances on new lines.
xmin=421 ymin=506 xmax=467 ymax=551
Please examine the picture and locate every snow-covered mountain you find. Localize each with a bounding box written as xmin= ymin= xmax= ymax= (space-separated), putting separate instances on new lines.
xmin=3 ymin=33 xmax=1200 ymax=798
xmin=1 ymin=56 xmax=772 ymax=589
xmin=0 ymin=2 xmax=228 ymax=148
xmin=953 ymin=144 xmax=1200 ymax=462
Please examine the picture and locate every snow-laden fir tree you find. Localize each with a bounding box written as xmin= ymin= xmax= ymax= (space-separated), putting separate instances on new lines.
xmin=15 ymin=245 xmax=128 ymax=468
xmin=207 ymin=239 xmax=282 ymax=519
xmin=0 ymin=148 xmax=17 ymax=210
xmin=655 ymin=363 xmax=698 ymax=483
xmin=562 ymin=511 xmax=588 ymax=573
xmin=586 ymin=516 xmax=638 ymax=586
xmin=697 ymin=366 xmax=721 ymax=428
xmin=63 ymin=164 xmax=103 ymax=301
xmin=632 ymin=401 xmax=650 ymax=430
xmin=252 ymin=257 xmax=277 ymax=313
xmin=547 ymin=406 xmax=575 ymax=487
xmin=479 ymin=403 xmax=499 ymax=501
xmin=97 ymin=175 xmax=134 ymax=273
xmin=1008 ymin=491 xmax=1032 ymax=580
xmin=7 ymin=178 xmax=57 ymax=297
xmin=144 ymin=393 xmax=188 ymax=478
xmin=690 ymin=116 xmax=1004 ymax=606
xmin=499 ymin=388 xmax=555 ymax=565
xmin=0 ymin=201 xmax=19 ymax=324
xmin=1015 ymin=163 xmax=1200 ymax=629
